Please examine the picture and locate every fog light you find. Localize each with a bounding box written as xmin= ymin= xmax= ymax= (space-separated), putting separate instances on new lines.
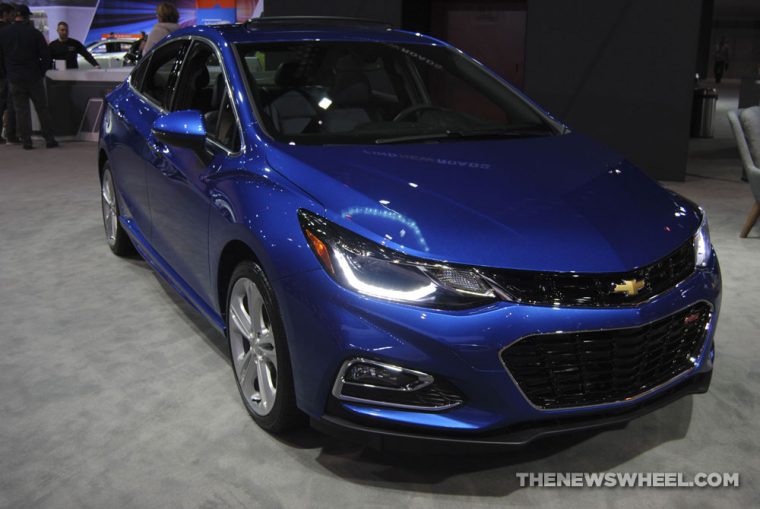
xmin=344 ymin=362 xmax=430 ymax=390
xmin=332 ymin=358 xmax=464 ymax=411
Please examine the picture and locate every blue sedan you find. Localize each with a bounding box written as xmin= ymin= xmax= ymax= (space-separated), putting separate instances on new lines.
xmin=98 ymin=18 xmax=720 ymax=450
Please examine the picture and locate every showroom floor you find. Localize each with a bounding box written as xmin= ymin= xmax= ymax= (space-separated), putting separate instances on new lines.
xmin=1 ymin=84 xmax=758 ymax=508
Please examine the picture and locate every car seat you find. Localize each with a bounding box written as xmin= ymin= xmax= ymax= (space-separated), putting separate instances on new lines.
xmin=323 ymin=55 xmax=372 ymax=132
xmin=266 ymin=61 xmax=319 ymax=135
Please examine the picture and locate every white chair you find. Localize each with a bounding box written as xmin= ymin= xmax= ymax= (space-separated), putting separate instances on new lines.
xmin=727 ymin=107 xmax=760 ymax=237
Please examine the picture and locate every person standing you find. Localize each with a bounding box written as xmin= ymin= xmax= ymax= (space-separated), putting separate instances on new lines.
xmin=49 ymin=21 xmax=100 ymax=70
xmin=135 ymin=30 xmax=147 ymax=54
xmin=0 ymin=2 xmax=14 ymax=143
xmin=713 ymin=37 xmax=730 ymax=84
xmin=123 ymin=31 xmax=146 ymax=66
xmin=0 ymin=4 xmax=58 ymax=149
xmin=142 ymin=2 xmax=180 ymax=56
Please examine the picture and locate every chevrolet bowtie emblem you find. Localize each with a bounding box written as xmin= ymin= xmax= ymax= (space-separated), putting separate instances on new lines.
xmin=613 ymin=279 xmax=646 ymax=296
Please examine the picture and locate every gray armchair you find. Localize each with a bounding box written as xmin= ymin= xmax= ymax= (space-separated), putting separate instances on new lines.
xmin=727 ymin=107 xmax=760 ymax=237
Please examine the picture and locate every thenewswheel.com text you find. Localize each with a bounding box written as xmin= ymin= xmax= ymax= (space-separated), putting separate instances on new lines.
xmin=516 ymin=472 xmax=740 ymax=488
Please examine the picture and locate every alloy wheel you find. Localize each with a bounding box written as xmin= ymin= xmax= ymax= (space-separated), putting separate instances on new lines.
xmin=229 ymin=277 xmax=278 ymax=416
xmin=101 ymin=170 xmax=118 ymax=246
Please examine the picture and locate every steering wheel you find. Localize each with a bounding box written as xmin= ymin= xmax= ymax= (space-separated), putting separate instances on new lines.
xmin=392 ymin=104 xmax=449 ymax=122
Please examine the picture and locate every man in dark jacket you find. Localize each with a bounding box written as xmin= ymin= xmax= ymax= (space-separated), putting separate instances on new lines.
xmin=49 ymin=21 xmax=100 ymax=69
xmin=0 ymin=4 xmax=57 ymax=149
xmin=0 ymin=2 xmax=15 ymax=143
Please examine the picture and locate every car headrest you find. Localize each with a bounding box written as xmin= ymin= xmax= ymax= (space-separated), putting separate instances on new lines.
xmin=333 ymin=54 xmax=364 ymax=73
xmin=275 ymin=61 xmax=307 ymax=88
xmin=331 ymin=54 xmax=371 ymax=106
xmin=194 ymin=65 xmax=210 ymax=89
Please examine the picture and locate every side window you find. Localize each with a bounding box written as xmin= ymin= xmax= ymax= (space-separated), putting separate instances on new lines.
xmin=140 ymin=40 xmax=190 ymax=110
xmin=174 ymin=40 xmax=240 ymax=152
xmin=130 ymin=53 xmax=150 ymax=91
xmin=173 ymin=41 xmax=219 ymax=114
xmin=211 ymin=92 xmax=241 ymax=152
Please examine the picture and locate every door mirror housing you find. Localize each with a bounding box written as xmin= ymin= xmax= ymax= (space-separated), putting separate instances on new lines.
xmin=151 ymin=110 xmax=207 ymax=152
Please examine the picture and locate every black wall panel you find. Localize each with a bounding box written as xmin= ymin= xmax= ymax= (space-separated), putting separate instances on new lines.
xmin=266 ymin=0 xmax=702 ymax=181
xmin=524 ymin=0 xmax=703 ymax=181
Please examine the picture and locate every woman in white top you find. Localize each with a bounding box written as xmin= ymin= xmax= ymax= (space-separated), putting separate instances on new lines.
xmin=142 ymin=2 xmax=180 ymax=55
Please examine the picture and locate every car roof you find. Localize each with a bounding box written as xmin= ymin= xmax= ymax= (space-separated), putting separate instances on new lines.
xmin=89 ymin=39 xmax=137 ymax=44
xmin=171 ymin=17 xmax=445 ymax=47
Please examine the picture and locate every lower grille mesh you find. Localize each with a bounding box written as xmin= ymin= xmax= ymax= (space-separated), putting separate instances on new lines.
xmin=501 ymin=303 xmax=712 ymax=409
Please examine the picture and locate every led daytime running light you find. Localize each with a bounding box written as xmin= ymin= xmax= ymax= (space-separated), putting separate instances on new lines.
xmin=298 ymin=209 xmax=498 ymax=309
xmin=333 ymin=250 xmax=437 ymax=301
xmin=694 ymin=211 xmax=712 ymax=267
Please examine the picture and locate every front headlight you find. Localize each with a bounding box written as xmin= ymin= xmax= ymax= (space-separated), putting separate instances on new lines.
xmin=694 ymin=209 xmax=713 ymax=267
xmin=298 ymin=209 xmax=497 ymax=309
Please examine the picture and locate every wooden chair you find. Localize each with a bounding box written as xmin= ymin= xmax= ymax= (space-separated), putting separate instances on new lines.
xmin=727 ymin=108 xmax=760 ymax=237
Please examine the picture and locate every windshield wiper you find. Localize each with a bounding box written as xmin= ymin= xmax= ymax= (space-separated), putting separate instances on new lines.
xmin=374 ymin=128 xmax=552 ymax=145
xmin=374 ymin=132 xmax=456 ymax=144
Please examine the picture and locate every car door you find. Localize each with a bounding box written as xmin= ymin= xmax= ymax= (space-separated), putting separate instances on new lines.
xmin=108 ymin=39 xmax=189 ymax=243
xmin=83 ymin=41 xmax=110 ymax=69
xmin=146 ymin=39 xmax=243 ymax=303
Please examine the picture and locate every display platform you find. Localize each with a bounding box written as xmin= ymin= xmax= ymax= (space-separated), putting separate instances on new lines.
xmin=46 ymin=68 xmax=131 ymax=138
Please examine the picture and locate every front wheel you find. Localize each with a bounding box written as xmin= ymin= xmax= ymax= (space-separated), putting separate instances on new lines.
xmin=101 ymin=163 xmax=134 ymax=256
xmin=226 ymin=261 xmax=304 ymax=432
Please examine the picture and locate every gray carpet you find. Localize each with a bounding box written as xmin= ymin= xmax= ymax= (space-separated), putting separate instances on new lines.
xmin=1 ymin=91 xmax=758 ymax=507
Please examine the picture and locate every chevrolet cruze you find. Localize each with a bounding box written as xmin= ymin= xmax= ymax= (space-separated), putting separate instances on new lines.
xmin=98 ymin=17 xmax=721 ymax=450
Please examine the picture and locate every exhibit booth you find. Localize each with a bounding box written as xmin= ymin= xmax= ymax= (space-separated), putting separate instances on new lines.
xmin=24 ymin=1 xmax=264 ymax=139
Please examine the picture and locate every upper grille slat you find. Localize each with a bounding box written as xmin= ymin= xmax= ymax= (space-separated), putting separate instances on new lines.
xmin=485 ymin=240 xmax=696 ymax=307
xmin=501 ymin=303 xmax=712 ymax=409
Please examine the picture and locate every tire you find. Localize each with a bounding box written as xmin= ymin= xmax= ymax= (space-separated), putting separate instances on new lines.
xmin=100 ymin=162 xmax=134 ymax=256
xmin=226 ymin=260 xmax=304 ymax=432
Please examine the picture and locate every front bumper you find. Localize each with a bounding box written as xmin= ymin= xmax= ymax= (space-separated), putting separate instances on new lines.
xmin=311 ymin=370 xmax=712 ymax=453
xmin=274 ymin=253 xmax=721 ymax=447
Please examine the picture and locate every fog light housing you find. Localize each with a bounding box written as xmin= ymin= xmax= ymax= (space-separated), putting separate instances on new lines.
xmin=332 ymin=358 xmax=464 ymax=411
xmin=344 ymin=361 xmax=432 ymax=390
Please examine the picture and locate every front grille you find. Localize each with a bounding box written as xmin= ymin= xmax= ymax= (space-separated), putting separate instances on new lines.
xmin=483 ymin=239 xmax=695 ymax=307
xmin=501 ymin=303 xmax=712 ymax=409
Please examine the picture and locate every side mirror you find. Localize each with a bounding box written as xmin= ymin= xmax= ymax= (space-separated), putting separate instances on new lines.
xmin=151 ymin=110 xmax=207 ymax=152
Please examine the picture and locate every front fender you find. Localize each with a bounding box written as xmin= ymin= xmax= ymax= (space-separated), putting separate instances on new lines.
xmin=207 ymin=166 xmax=323 ymax=313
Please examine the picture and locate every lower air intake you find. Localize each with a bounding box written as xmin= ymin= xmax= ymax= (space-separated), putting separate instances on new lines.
xmin=501 ymin=303 xmax=712 ymax=409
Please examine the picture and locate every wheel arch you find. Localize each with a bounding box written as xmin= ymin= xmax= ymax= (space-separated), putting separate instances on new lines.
xmin=98 ymin=148 xmax=108 ymax=180
xmin=216 ymin=240 xmax=262 ymax=321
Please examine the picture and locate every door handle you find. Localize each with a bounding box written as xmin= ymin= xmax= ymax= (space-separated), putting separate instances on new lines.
xmin=161 ymin=165 xmax=182 ymax=178
xmin=147 ymin=139 xmax=170 ymax=170
xmin=147 ymin=139 xmax=164 ymax=155
xmin=147 ymin=139 xmax=184 ymax=180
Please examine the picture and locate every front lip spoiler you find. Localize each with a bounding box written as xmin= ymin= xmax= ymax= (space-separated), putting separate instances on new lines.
xmin=310 ymin=370 xmax=712 ymax=453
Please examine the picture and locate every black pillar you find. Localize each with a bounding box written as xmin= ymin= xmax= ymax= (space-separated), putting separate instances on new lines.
xmin=523 ymin=0 xmax=703 ymax=181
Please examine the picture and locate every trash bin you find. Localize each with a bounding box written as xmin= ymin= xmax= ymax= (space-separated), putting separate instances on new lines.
xmin=691 ymin=87 xmax=718 ymax=138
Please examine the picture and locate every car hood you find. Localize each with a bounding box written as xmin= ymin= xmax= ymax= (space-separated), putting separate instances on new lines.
xmin=264 ymin=133 xmax=700 ymax=272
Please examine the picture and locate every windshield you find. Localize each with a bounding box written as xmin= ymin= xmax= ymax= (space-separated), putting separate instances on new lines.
xmin=235 ymin=41 xmax=558 ymax=145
